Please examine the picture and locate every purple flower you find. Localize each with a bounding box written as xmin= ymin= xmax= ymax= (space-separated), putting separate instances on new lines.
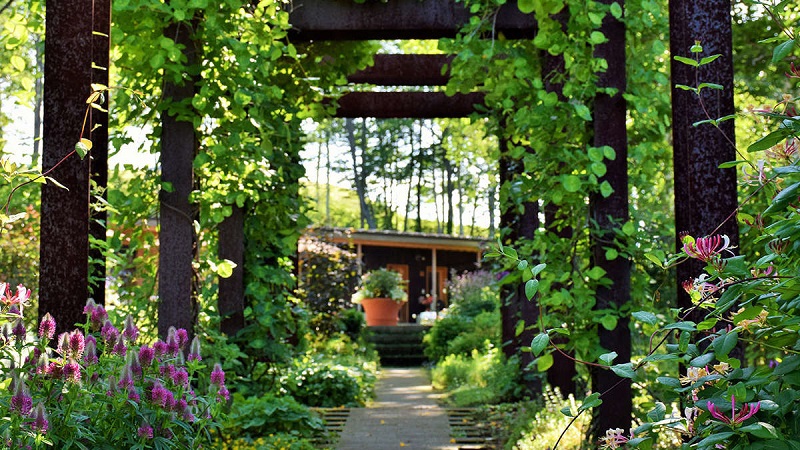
xmin=171 ymin=368 xmax=189 ymax=388
xmin=137 ymin=421 xmax=154 ymax=440
xmin=101 ymin=320 xmax=119 ymax=347
xmin=128 ymin=389 xmax=141 ymax=403
xmin=153 ymin=340 xmax=168 ymax=357
xmin=217 ymin=385 xmax=230 ymax=402
xmin=210 ymin=363 xmax=225 ymax=386
xmin=187 ymin=336 xmax=202 ymax=362
xmin=683 ymin=234 xmax=732 ymax=262
xmin=12 ymin=319 xmax=25 ymax=341
xmin=84 ymin=336 xmax=98 ymax=365
xmin=63 ymin=361 xmax=81 ymax=384
xmin=166 ymin=327 xmax=180 ymax=356
xmin=707 ymin=396 xmax=760 ymax=426
xmin=118 ymin=364 xmax=134 ymax=390
xmin=38 ymin=313 xmax=56 ymax=340
xmin=83 ymin=298 xmax=97 ymax=316
xmin=112 ymin=335 xmax=127 ymax=357
xmin=90 ymin=305 xmax=108 ymax=331
xmin=68 ymin=330 xmax=85 ymax=360
xmin=151 ymin=381 xmax=169 ymax=407
xmin=30 ymin=402 xmax=48 ymax=434
xmin=122 ymin=314 xmax=138 ymax=343
xmin=106 ymin=375 xmax=117 ymax=396
xmin=138 ymin=345 xmax=155 ymax=367
xmin=11 ymin=378 xmax=32 ymax=415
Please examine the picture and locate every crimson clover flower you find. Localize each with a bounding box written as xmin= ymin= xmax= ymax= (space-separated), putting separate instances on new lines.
xmin=210 ymin=363 xmax=225 ymax=386
xmin=166 ymin=328 xmax=180 ymax=356
xmin=139 ymin=345 xmax=155 ymax=367
xmin=30 ymin=402 xmax=48 ymax=434
xmin=187 ymin=336 xmax=202 ymax=362
xmin=707 ymin=396 xmax=760 ymax=426
xmin=683 ymin=234 xmax=732 ymax=262
xmin=62 ymin=361 xmax=82 ymax=384
xmin=100 ymin=320 xmax=119 ymax=347
xmin=10 ymin=378 xmax=32 ymax=415
xmin=122 ymin=314 xmax=138 ymax=343
xmin=38 ymin=313 xmax=56 ymax=340
xmin=84 ymin=335 xmax=98 ymax=365
xmin=137 ymin=421 xmax=154 ymax=440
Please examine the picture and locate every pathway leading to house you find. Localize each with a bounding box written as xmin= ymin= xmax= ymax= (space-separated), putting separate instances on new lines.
xmin=336 ymin=367 xmax=458 ymax=450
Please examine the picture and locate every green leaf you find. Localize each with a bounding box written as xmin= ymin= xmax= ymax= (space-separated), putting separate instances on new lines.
xmin=713 ymin=331 xmax=738 ymax=359
xmin=590 ymin=162 xmax=607 ymax=177
xmin=517 ymin=260 xmax=528 ymax=270
xmin=673 ymin=55 xmax=698 ymax=67
xmin=644 ymin=252 xmax=664 ymax=268
xmin=517 ymin=0 xmax=535 ymax=14
xmin=632 ymin=311 xmax=658 ymax=326
xmin=647 ymin=402 xmax=666 ymax=421
xmin=697 ymin=82 xmax=724 ymax=90
xmin=656 ymin=376 xmax=681 ymax=388
xmin=562 ymin=175 xmax=581 ymax=192
xmin=588 ymin=147 xmax=604 ymax=162
xmin=772 ymin=39 xmax=796 ymax=63
xmin=609 ymin=2 xmax=622 ymax=19
xmin=589 ymin=31 xmax=606 ymax=44
xmin=586 ymin=266 xmax=607 ymax=280
xmin=604 ymin=247 xmax=618 ymax=260
xmin=574 ymin=103 xmax=592 ymax=121
xmin=611 ymin=363 xmax=635 ymax=378
xmin=622 ymin=221 xmax=635 ymax=235
xmin=530 ymin=263 xmax=546 ymax=277
xmin=216 ymin=259 xmax=237 ymax=278
xmin=10 ymin=55 xmax=26 ymax=72
xmin=560 ymin=406 xmax=573 ymax=417
xmin=599 ymin=351 xmax=617 ymax=365
xmin=718 ymin=160 xmax=747 ymax=169
xmin=149 ymin=52 xmax=165 ymax=69
xmin=602 ymin=146 xmax=616 ymax=160
xmin=689 ymin=352 xmax=715 ymax=368
xmin=748 ymin=128 xmax=792 ymax=152
xmin=765 ymin=181 xmax=800 ymax=215
xmin=531 ymin=332 xmax=549 ymax=356
xmin=75 ymin=138 xmax=92 ymax=159
xmin=697 ymin=317 xmax=718 ymax=331
xmin=578 ymin=393 xmax=602 ymax=412
xmin=600 ymin=181 xmax=614 ymax=197
xmin=699 ymin=54 xmax=721 ymax=65
xmin=536 ymin=353 xmax=553 ymax=371
xmin=740 ymin=422 xmax=780 ymax=439
xmin=525 ymin=279 xmax=539 ymax=300
xmin=515 ymin=320 xmax=526 ymax=337
xmin=600 ymin=315 xmax=618 ymax=330
xmin=664 ymin=321 xmax=696 ymax=331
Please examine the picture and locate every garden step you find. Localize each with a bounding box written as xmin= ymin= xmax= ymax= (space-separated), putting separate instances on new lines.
xmin=366 ymin=325 xmax=431 ymax=367
xmin=312 ymin=407 xmax=351 ymax=448
xmin=446 ymin=408 xmax=495 ymax=449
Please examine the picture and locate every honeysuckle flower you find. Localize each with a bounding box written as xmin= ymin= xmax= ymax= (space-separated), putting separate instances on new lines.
xmin=2 ymin=284 xmax=31 ymax=314
xmin=685 ymin=407 xmax=698 ymax=435
xmin=679 ymin=367 xmax=709 ymax=386
xmin=38 ymin=313 xmax=56 ymax=340
xmin=737 ymin=310 xmax=769 ymax=332
xmin=122 ymin=314 xmax=138 ymax=343
xmin=599 ymin=428 xmax=629 ymax=449
xmin=683 ymin=234 xmax=732 ymax=262
xmin=30 ymin=402 xmax=48 ymax=434
xmin=712 ymin=362 xmax=731 ymax=375
xmin=707 ymin=396 xmax=760 ymax=426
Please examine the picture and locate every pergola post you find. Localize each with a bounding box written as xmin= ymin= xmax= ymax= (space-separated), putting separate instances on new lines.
xmin=590 ymin=0 xmax=632 ymax=436
xmin=40 ymin=0 xmax=109 ymax=333
xmin=218 ymin=206 xmax=245 ymax=335
xmin=669 ymin=0 xmax=738 ymax=313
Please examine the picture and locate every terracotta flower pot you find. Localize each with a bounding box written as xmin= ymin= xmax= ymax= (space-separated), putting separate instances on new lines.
xmin=361 ymin=298 xmax=403 ymax=326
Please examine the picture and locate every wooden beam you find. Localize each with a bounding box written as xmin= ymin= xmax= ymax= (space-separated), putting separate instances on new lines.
xmin=335 ymin=91 xmax=485 ymax=118
xmin=40 ymin=0 xmax=98 ymax=334
xmin=289 ymin=0 xmax=535 ymax=41
xmin=347 ymin=54 xmax=453 ymax=86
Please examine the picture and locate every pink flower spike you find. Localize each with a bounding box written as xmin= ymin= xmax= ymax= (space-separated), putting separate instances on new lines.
xmin=38 ymin=313 xmax=56 ymax=340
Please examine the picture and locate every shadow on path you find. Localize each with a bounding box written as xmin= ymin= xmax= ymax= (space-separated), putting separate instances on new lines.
xmin=336 ymin=367 xmax=457 ymax=450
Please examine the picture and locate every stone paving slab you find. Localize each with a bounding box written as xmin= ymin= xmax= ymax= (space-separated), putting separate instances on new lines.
xmin=336 ymin=368 xmax=458 ymax=450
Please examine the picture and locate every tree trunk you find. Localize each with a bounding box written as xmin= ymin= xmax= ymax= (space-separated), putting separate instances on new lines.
xmin=345 ymin=118 xmax=376 ymax=229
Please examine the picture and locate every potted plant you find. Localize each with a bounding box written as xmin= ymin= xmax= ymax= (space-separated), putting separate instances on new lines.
xmin=351 ymin=268 xmax=407 ymax=326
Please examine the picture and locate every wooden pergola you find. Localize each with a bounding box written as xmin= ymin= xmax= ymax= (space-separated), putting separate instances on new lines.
xmin=41 ymin=0 xmax=738 ymax=434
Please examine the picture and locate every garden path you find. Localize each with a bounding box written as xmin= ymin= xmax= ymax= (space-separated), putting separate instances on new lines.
xmin=336 ymin=367 xmax=458 ymax=450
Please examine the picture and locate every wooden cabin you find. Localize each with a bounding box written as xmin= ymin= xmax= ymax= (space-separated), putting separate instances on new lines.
xmin=307 ymin=227 xmax=486 ymax=323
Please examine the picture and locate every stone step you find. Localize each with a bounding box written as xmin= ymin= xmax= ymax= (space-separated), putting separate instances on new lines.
xmin=366 ymin=325 xmax=431 ymax=367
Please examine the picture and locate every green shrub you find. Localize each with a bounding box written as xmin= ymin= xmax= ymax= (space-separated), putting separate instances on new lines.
xmin=222 ymin=393 xmax=325 ymax=439
xmin=432 ymin=346 xmax=521 ymax=407
xmin=278 ymin=354 xmax=375 ymax=407
xmin=509 ymin=387 xmax=590 ymax=450
xmin=423 ymin=315 xmax=464 ymax=361
xmin=447 ymin=310 xmax=501 ymax=356
xmin=446 ymin=270 xmax=500 ymax=318
xmin=219 ymin=432 xmax=318 ymax=450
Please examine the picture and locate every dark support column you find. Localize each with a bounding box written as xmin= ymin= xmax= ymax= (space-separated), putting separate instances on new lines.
xmin=158 ymin=19 xmax=199 ymax=338
xmin=590 ymin=0 xmax=632 ymax=437
xmin=541 ymin=12 xmax=577 ymax=397
xmin=669 ymin=0 xmax=738 ymax=312
xmin=499 ymin=137 xmax=541 ymax=395
xmin=89 ymin=0 xmax=111 ymax=305
xmin=335 ymin=92 xmax=485 ymax=119
xmin=218 ymin=206 xmax=245 ymax=336
xmin=40 ymin=0 xmax=97 ymax=333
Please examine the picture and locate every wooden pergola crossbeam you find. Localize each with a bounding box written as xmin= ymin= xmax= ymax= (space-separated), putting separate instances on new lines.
xmin=347 ymin=54 xmax=454 ymax=86
xmin=334 ymin=91 xmax=484 ymax=118
xmin=288 ymin=0 xmax=536 ymax=40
